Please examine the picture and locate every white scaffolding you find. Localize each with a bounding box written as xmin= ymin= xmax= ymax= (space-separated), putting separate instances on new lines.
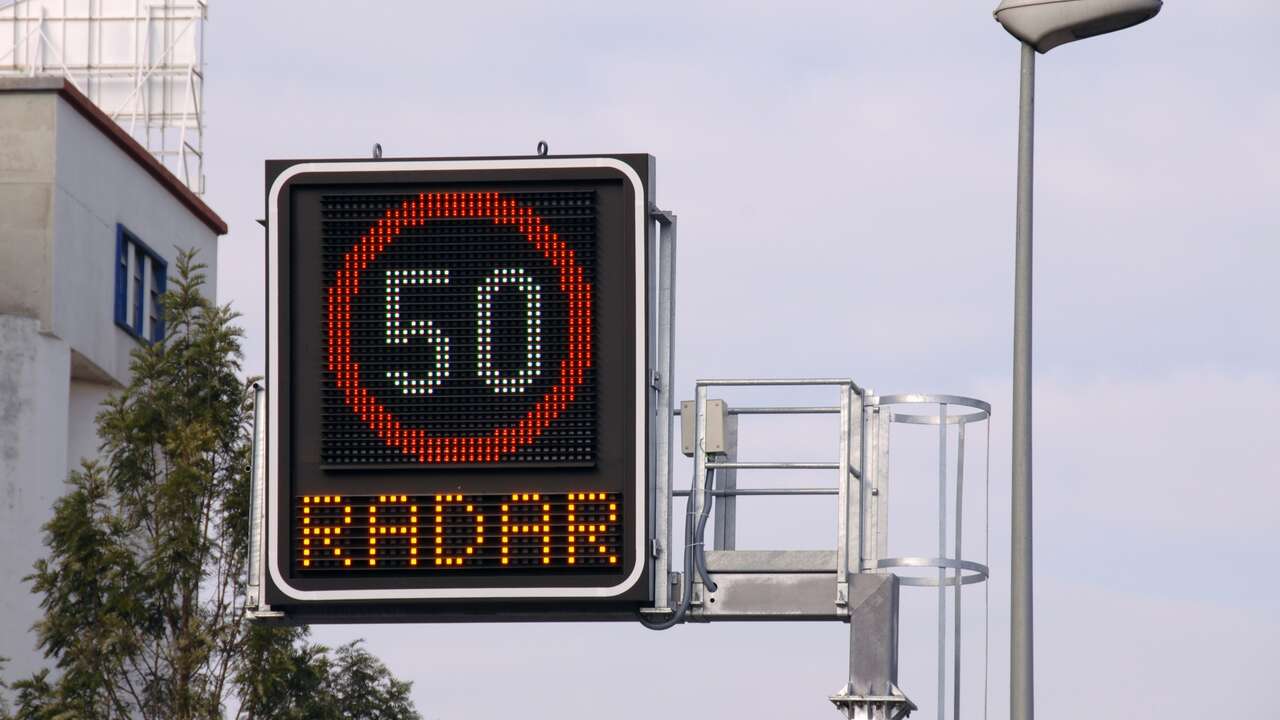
xmin=0 ymin=0 xmax=208 ymax=194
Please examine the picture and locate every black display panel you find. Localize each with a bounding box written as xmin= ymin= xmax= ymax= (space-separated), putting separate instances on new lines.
xmin=320 ymin=191 xmax=598 ymax=467
xmin=264 ymin=156 xmax=654 ymax=619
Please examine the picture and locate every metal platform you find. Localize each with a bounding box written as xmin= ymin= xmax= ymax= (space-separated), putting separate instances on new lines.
xmin=644 ymin=374 xmax=991 ymax=718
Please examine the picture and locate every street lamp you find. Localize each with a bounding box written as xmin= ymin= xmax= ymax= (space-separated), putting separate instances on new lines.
xmin=991 ymin=2 xmax=1161 ymax=720
xmin=995 ymin=0 xmax=1162 ymax=52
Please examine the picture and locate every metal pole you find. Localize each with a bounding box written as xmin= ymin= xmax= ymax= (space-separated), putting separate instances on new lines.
xmin=652 ymin=211 xmax=677 ymax=612
xmin=836 ymin=383 xmax=852 ymax=608
xmin=692 ymin=385 xmax=709 ymax=604
xmin=713 ymin=413 xmax=739 ymax=550
xmin=937 ymin=403 xmax=947 ymax=720
xmin=1011 ymin=40 xmax=1035 ymax=720
xmin=954 ymin=422 xmax=966 ymax=720
xmin=246 ymin=382 xmax=267 ymax=609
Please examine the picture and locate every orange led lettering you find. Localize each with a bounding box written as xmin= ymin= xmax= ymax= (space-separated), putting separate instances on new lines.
xmin=299 ymin=495 xmax=347 ymax=569
xmin=436 ymin=495 xmax=483 ymax=567
xmin=501 ymin=493 xmax=552 ymax=567
xmin=300 ymin=492 xmax=618 ymax=571
xmin=567 ymin=491 xmax=619 ymax=567
xmin=368 ymin=496 xmax=417 ymax=568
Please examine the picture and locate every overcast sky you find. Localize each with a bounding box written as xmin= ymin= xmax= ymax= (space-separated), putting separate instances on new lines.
xmin=208 ymin=3 xmax=1279 ymax=718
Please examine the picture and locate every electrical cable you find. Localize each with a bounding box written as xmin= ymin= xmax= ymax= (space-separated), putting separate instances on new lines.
xmin=637 ymin=469 xmax=697 ymax=630
xmin=693 ymin=469 xmax=718 ymax=593
xmin=639 ymin=467 xmax=717 ymax=629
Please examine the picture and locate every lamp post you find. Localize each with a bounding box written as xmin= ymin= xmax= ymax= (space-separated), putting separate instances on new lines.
xmin=991 ymin=2 xmax=1161 ymax=720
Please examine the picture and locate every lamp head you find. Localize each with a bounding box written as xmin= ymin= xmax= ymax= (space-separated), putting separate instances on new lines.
xmin=994 ymin=0 xmax=1161 ymax=53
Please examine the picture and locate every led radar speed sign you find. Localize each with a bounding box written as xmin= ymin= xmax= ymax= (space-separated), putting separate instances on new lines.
xmin=265 ymin=156 xmax=655 ymax=620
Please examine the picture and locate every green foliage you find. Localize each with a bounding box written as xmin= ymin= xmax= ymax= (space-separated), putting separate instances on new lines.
xmin=324 ymin=642 xmax=419 ymax=720
xmin=234 ymin=635 xmax=419 ymax=720
xmin=6 ymin=671 xmax=58 ymax=720
xmin=5 ymin=251 xmax=420 ymax=720
xmin=234 ymin=625 xmax=333 ymax=720
xmin=25 ymin=465 xmax=143 ymax=717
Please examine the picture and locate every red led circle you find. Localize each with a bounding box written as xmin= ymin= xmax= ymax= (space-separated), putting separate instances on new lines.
xmin=326 ymin=191 xmax=593 ymax=464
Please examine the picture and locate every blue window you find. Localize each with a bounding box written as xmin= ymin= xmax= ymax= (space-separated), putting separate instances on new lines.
xmin=114 ymin=224 xmax=167 ymax=343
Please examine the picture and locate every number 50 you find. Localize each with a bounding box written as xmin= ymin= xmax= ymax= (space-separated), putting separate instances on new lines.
xmin=383 ymin=267 xmax=544 ymax=396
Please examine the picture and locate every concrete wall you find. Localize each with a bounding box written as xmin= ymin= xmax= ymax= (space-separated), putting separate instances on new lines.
xmin=0 ymin=92 xmax=55 ymax=329
xmin=67 ymin=378 xmax=113 ymax=471
xmin=0 ymin=316 xmax=71 ymax=682
xmin=52 ymin=96 xmax=220 ymax=383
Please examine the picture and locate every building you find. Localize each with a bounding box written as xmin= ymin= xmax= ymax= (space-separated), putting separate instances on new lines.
xmin=0 ymin=76 xmax=226 ymax=682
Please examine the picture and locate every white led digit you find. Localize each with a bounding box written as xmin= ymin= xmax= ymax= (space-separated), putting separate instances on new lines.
xmin=476 ymin=267 xmax=543 ymax=394
xmin=384 ymin=269 xmax=450 ymax=395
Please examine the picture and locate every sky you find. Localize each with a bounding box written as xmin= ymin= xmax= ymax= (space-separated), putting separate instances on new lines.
xmin=206 ymin=3 xmax=1280 ymax=718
